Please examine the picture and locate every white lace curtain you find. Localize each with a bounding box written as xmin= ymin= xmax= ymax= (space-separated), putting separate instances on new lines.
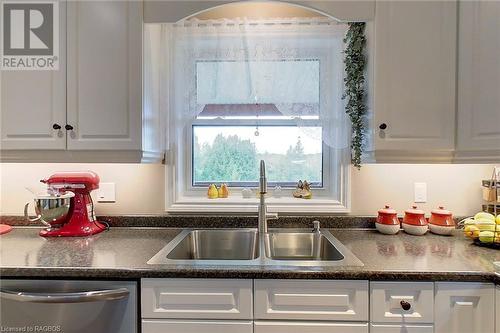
xmin=166 ymin=17 xmax=349 ymax=149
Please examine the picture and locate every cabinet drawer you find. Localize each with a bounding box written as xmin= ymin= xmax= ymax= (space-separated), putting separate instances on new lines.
xmin=370 ymin=282 xmax=434 ymax=323
xmin=435 ymin=282 xmax=495 ymax=333
xmin=141 ymin=279 xmax=252 ymax=319
xmin=255 ymin=321 xmax=368 ymax=333
xmin=254 ymin=279 xmax=369 ymax=321
xmin=371 ymin=324 xmax=434 ymax=333
xmin=143 ymin=320 xmax=253 ymax=333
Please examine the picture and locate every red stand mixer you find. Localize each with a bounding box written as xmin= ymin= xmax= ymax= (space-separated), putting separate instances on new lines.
xmin=24 ymin=171 xmax=107 ymax=237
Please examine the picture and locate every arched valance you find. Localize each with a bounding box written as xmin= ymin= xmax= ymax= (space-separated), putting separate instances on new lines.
xmin=144 ymin=0 xmax=374 ymax=23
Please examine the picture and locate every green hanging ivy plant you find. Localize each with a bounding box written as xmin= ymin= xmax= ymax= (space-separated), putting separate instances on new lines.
xmin=343 ymin=22 xmax=367 ymax=169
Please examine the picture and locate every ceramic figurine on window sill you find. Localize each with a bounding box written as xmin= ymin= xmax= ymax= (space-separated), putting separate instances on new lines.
xmin=273 ymin=186 xmax=282 ymax=198
xmin=293 ymin=180 xmax=312 ymax=199
xmin=218 ymin=184 xmax=229 ymax=198
xmin=207 ymin=184 xmax=219 ymax=199
xmin=208 ymin=183 xmax=230 ymax=199
xmin=241 ymin=188 xmax=253 ymax=199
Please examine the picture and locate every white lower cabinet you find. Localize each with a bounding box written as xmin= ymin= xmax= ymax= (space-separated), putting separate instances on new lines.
xmin=254 ymin=321 xmax=368 ymax=333
xmin=496 ymin=286 xmax=499 ymax=333
xmin=435 ymin=282 xmax=495 ymax=333
xmin=141 ymin=279 xmax=498 ymax=333
xmin=371 ymin=324 xmax=434 ymax=333
xmin=370 ymin=282 xmax=434 ymax=324
xmin=370 ymin=281 xmax=434 ymax=333
xmin=141 ymin=279 xmax=253 ymax=320
xmin=142 ymin=320 xmax=253 ymax=333
xmin=254 ymin=279 xmax=369 ymax=321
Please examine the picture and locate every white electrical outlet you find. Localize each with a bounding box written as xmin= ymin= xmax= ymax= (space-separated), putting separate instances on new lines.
xmin=96 ymin=183 xmax=116 ymax=202
xmin=414 ymin=182 xmax=427 ymax=203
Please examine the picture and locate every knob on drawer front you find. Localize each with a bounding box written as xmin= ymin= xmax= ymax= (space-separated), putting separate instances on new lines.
xmin=400 ymin=300 xmax=411 ymax=311
xmin=379 ymin=123 xmax=388 ymax=130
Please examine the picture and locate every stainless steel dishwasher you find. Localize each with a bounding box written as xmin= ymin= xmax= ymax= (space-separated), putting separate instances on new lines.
xmin=0 ymin=279 xmax=137 ymax=333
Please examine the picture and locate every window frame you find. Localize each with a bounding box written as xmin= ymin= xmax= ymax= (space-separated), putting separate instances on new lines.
xmin=164 ymin=20 xmax=353 ymax=214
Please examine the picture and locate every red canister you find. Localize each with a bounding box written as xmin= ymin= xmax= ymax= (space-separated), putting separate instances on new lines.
xmin=402 ymin=205 xmax=428 ymax=236
xmin=376 ymin=205 xmax=400 ymax=235
xmin=377 ymin=205 xmax=399 ymax=225
xmin=429 ymin=206 xmax=455 ymax=236
xmin=403 ymin=206 xmax=427 ymax=226
xmin=429 ymin=206 xmax=454 ymax=226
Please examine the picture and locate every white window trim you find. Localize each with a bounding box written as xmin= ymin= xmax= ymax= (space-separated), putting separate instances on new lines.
xmin=166 ymin=159 xmax=351 ymax=214
xmin=161 ymin=21 xmax=354 ymax=214
xmin=165 ymin=125 xmax=351 ymax=214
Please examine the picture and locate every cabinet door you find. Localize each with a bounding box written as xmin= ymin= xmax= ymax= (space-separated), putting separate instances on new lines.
xmin=371 ymin=324 xmax=433 ymax=333
xmin=456 ymin=1 xmax=500 ymax=161
xmin=254 ymin=321 xmax=368 ymax=333
xmin=254 ymin=279 xmax=369 ymax=321
xmin=67 ymin=1 xmax=142 ymax=150
xmin=435 ymin=282 xmax=495 ymax=333
xmin=373 ymin=1 xmax=456 ymax=159
xmin=370 ymin=282 xmax=434 ymax=324
xmin=496 ymin=286 xmax=499 ymax=333
xmin=142 ymin=320 xmax=253 ymax=333
xmin=0 ymin=1 xmax=66 ymax=150
xmin=141 ymin=279 xmax=253 ymax=320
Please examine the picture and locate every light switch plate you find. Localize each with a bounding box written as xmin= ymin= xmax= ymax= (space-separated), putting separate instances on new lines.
xmin=414 ymin=182 xmax=427 ymax=203
xmin=96 ymin=182 xmax=115 ymax=202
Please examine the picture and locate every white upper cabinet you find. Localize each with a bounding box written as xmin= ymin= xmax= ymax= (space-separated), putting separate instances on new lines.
xmin=373 ymin=1 xmax=457 ymax=161
xmin=66 ymin=0 xmax=142 ymax=150
xmin=435 ymin=282 xmax=495 ymax=333
xmin=1 ymin=0 xmax=160 ymax=162
xmin=456 ymin=1 xmax=500 ymax=162
xmin=0 ymin=2 xmax=66 ymax=150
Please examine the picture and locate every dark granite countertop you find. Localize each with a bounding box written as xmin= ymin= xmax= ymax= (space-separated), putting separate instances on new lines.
xmin=1 ymin=227 xmax=499 ymax=283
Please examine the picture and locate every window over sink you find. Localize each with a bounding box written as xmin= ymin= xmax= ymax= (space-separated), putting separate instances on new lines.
xmin=192 ymin=59 xmax=324 ymax=188
xmin=192 ymin=125 xmax=324 ymax=188
xmin=152 ymin=12 xmax=352 ymax=213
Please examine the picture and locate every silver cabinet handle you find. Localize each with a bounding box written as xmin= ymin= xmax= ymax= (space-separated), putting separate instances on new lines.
xmin=0 ymin=288 xmax=129 ymax=303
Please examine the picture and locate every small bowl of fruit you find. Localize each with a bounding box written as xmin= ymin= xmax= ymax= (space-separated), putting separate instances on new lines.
xmin=462 ymin=212 xmax=500 ymax=248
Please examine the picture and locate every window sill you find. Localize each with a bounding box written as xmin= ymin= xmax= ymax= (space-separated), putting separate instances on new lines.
xmin=166 ymin=196 xmax=350 ymax=214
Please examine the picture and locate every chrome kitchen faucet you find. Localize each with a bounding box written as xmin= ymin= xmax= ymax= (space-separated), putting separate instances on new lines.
xmin=258 ymin=160 xmax=278 ymax=233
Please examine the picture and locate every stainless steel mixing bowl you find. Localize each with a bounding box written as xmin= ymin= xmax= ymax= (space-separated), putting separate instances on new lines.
xmin=24 ymin=192 xmax=74 ymax=228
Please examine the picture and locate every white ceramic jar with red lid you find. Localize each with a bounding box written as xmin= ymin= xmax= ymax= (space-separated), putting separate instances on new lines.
xmin=376 ymin=205 xmax=400 ymax=235
xmin=402 ymin=205 xmax=428 ymax=236
xmin=429 ymin=206 xmax=455 ymax=235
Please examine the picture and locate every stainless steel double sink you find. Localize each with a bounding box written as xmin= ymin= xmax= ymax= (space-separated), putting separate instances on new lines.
xmin=147 ymin=228 xmax=363 ymax=267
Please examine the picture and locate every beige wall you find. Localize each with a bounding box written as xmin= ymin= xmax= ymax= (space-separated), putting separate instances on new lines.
xmin=0 ymin=163 xmax=495 ymax=217
xmin=0 ymin=163 xmax=166 ymax=216
xmin=351 ymin=164 xmax=495 ymax=217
